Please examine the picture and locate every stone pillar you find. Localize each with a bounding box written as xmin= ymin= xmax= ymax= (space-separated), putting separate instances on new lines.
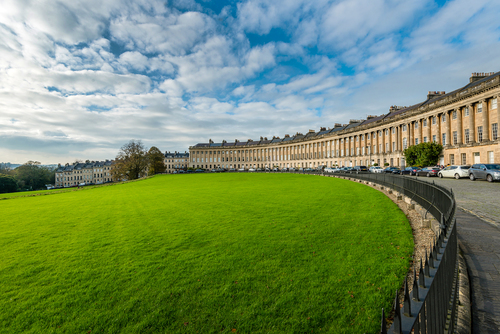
xmin=469 ymin=104 xmax=475 ymax=143
xmin=446 ymin=111 xmax=452 ymax=146
xmin=418 ymin=119 xmax=423 ymax=144
xmin=436 ymin=114 xmax=441 ymax=144
xmin=482 ymin=99 xmax=489 ymax=141
xmin=456 ymin=107 xmax=463 ymax=144
xmin=427 ymin=116 xmax=432 ymax=143
xmin=409 ymin=122 xmax=413 ymax=146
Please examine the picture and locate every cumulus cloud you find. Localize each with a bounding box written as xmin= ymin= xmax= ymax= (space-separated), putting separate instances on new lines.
xmin=0 ymin=0 xmax=500 ymax=165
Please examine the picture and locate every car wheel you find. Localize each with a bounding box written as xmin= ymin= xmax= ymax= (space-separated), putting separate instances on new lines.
xmin=454 ymin=173 xmax=460 ymax=180
xmin=487 ymin=174 xmax=493 ymax=182
xmin=438 ymin=173 xmax=443 ymax=178
xmin=427 ymin=173 xmax=431 ymax=177
xmin=469 ymin=173 xmax=476 ymax=181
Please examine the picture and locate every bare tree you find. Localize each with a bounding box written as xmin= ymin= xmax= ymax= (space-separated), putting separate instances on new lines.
xmin=112 ymin=140 xmax=149 ymax=181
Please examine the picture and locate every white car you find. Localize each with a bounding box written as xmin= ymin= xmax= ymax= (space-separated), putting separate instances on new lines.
xmin=369 ymin=166 xmax=384 ymax=173
xmin=238 ymin=168 xmax=246 ymax=172
xmin=248 ymin=168 xmax=256 ymax=172
xmin=437 ymin=165 xmax=471 ymax=179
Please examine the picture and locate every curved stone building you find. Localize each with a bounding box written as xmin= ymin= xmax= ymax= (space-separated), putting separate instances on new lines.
xmin=189 ymin=72 xmax=500 ymax=170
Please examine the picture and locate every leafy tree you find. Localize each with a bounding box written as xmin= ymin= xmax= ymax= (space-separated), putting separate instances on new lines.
xmin=0 ymin=174 xmax=18 ymax=193
xmin=112 ymin=140 xmax=149 ymax=181
xmin=403 ymin=142 xmax=443 ymax=167
xmin=14 ymin=161 xmax=54 ymax=191
xmin=148 ymin=146 xmax=165 ymax=175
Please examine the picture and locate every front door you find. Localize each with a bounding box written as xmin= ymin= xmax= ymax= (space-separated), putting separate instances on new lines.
xmin=474 ymin=152 xmax=480 ymax=164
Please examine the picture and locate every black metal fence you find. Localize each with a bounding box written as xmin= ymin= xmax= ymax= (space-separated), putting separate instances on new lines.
xmin=325 ymin=171 xmax=459 ymax=334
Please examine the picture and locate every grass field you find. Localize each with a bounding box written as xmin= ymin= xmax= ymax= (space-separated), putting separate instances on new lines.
xmin=0 ymin=173 xmax=413 ymax=333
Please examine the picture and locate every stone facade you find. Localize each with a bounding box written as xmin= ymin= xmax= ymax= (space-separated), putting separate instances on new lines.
xmin=164 ymin=151 xmax=189 ymax=173
xmin=55 ymin=160 xmax=114 ymax=187
xmin=189 ymin=72 xmax=500 ymax=170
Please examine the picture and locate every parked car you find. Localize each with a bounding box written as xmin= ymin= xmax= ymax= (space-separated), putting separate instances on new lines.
xmin=229 ymin=168 xmax=236 ymax=172
xmin=257 ymin=168 xmax=263 ymax=171
xmin=437 ymin=165 xmax=470 ymax=179
xmin=469 ymin=164 xmax=500 ymax=182
xmin=415 ymin=167 xmax=441 ymax=177
xmin=248 ymin=168 xmax=256 ymax=172
xmin=353 ymin=166 xmax=368 ymax=172
xmin=304 ymin=168 xmax=314 ymax=172
xmin=265 ymin=167 xmax=270 ymax=171
xmin=195 ymin=169 xmax=204 ymax=173
xmin=238 ymin=168 xmax=246 ymax=172
xmin=383 ymin=166 xmax=400 ymax=173
xmin=272 ymin=167 xmax=280 ymax=172
xmin=369 ymin=166 xmax=384 ymax=173
xmin=400 ymin=166 xmax=421 ymax=175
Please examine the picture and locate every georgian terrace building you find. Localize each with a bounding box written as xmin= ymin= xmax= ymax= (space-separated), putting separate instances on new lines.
xmin=189 ymin=72 xmax=500 ymax=170
xmin=55 ymin=160 xmax=114 ymax=187
xmin=164 ymin=151 xmax=189 ymax=173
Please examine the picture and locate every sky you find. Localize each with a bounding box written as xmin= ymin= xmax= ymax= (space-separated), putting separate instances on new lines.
xmin=1 ymin=0 xmax=500 ymax=164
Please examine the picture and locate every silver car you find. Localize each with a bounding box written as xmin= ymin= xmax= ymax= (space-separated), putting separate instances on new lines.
xmin=469 ymin=164 xmax=500 ymax=182
xmin=437 ymin=165 xmax=470 ymax=179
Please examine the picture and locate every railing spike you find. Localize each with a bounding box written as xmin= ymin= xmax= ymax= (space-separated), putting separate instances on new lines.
xmin=429 ymin=242 xmax=435 ymax=268
xmin=412 ymin=267 xmax=420 ymax=301
xmin=380 ymin=308 xmax=387 ymax=334
xmin=393 ymin=290 xmax=402 ymax=334
xmin=419 ymin=259 xmax=426 ymax=288
xmin=403 ymin=277 xmax=411 ymax=317
xmin=424 ymin=254 xmax=431 ymax=277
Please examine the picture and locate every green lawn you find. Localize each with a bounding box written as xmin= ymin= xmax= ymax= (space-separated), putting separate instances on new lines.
xmin=0 ymin=173 xmax=413 ymax=333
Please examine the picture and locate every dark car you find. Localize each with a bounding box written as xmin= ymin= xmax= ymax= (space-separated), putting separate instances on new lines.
xmin=383 ymin=167 xmax=400 ymax=173
xmin=195 ymin=169 xmax=205 ymax=173
xmin=400 ymin=166 xmax=421 ymax=175
xmin=353 ymin=166 xmax=368 ymax=172
xmin=469 ymin=163 xmax=500 ymax=182
xmin=415 ymin=167 xmax=441 ymax=177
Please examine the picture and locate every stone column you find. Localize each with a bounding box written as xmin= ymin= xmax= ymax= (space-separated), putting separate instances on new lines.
xmin=408 ymin=122 xmax=413 ymax=146
xmin=427 ymin=116 xmax=432 ymax=142
xmin=436 ymin=114 xmax=441 ymax=144
xmin=482 ymin=99 xmax=489 ymax=141
xmin=456 ymin=107 xmax=463 ymax=144
xmin=418 ymin=119 xmax=423 ymax=144
xmin=446 ymin=111 xmax=451 ymax=146
xmin=469 ymin=104 xmax=475 ymax=143
xmin=395 ymin=126 xmax=399 ymax=151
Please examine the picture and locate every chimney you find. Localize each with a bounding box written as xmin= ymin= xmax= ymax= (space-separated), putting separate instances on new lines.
xmin=367 ymin=115 xmax=377 ymax=120
xmin=334 ymin=123 xmax=342 ymax=128
xmin=284 ymin=134 xmax=290 ymax=138
xmin=469 ymin=72 xmax=495 ymax=83
xmin=308 ymin=129 xmax=315 ymax=133
xmin=426 ymin=91 xmax=445 ymax=100
xmin=260 ymin=136 xmax=263 ymax=141
xmin=320 ymin=127 xmax=326 ymax=131
xmin=209 ymin=139 xmax=214 ymax=144
xmin=248 ymin=139 xmax=253 ymax=142
xmin=264 ymin=137 xmax=267 ymax=140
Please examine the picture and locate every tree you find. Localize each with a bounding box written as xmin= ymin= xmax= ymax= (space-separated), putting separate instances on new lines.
xmin=148 ymin=146 xmax=165 ymax=175
xmin=403 ymin=142 xmax=443 ymax=167
xmin=0 ymin=174 xmax=18 ymax=193
xmin=112 ymin=140 xmax=149 ymax=181
xmin=14 ymin=161 xmax=54 ymax=191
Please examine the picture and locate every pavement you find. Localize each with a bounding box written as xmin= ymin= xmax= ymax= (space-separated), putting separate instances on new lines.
xmin=410 ymin=176 xmax=500 ymax=333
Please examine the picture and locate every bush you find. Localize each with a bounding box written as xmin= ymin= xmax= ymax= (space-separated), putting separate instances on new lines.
xmin=403 ymin=142 xmax=443 ymax=167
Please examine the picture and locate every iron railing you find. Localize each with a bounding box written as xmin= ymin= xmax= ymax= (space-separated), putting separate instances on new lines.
xmin=327 ymin=171 xmax=459 ymax=334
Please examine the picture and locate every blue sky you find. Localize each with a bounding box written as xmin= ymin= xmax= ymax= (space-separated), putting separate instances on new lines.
xmin=1 ymin=0 xmax=499 ymax=164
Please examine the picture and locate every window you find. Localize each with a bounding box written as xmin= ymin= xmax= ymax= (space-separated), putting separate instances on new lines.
xmin=424 ymin=136 xmax=428 ymax=143
xmin=415 ymin=138 xmax=419 ymax=145
xmin=464 ymin=107 xmax=469 ymax=116
xmin=432 ymin=135 xmax=436 ymax=142
xmin=432 ymin=116 xmax=436 ymax=125
xmin=442 ymin=133 xmax=446 ymax=145
xmin=379 ymin=131 xmax=382 ymax=137
xmin=392 ymin=142 xmax=395 ymax=151
xmin=392 ymin=128 xmax=395 ymax=134
xmin=453 ymin=131 xmax=458 ymax=145
xmin=478 ymin=126 xmax=483 ymax=142
xmin=477 ymin=103 xmax=482 ymax=113
xmin=385 ymin=129 xmax=389 ymax=135
xmin=442 ymin=114 xmax=446 ymax=122
xmin=461 ymin=153 xmax=467 ymax=165
xmin=385 ymin=143 xmax=388 ymax=151
xmin=403 ymin=138 xmax=407 ymax=149
xmin=423 ymin=119 xmax=427 ymax=127
xmin=465 ymin=129 xmax=470 ymax=143
xmin=493 ymin=123 xmax=498 ymax=140
xmin=402 ymin=124 xmax=407 ymax=131
xmin=379 ymin=144 xmax=382 ymax=152
xmin=415 ymin=122 xmax=418 ymax=129
xmin=367 ymin=133 xmax=370 ymax=140
xmin=452 ymin=110 xmax=457 ymax=119
xmin=450 ymin=154 xmax=455 ymax=165
xmin=493 ymin=98 xmax=498 ymax=110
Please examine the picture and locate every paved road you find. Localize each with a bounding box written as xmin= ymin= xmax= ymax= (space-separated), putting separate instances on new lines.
xmin=410 ymin=175 xmax=500 ymax=333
